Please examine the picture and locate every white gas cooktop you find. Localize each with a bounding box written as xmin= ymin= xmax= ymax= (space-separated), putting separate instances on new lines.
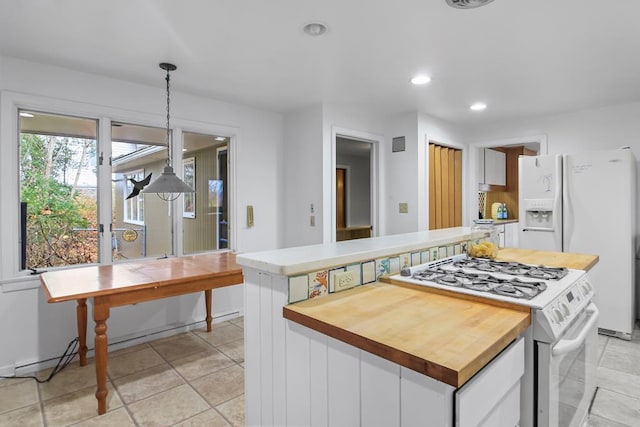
xmin=389 ymin=255 xmax=588 ymax=310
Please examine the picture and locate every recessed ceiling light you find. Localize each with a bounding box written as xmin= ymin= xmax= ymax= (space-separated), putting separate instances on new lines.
xmin=411 ymin=75 xmax=431 ymax=85
xmin=215 ymin=136 xmax=226 ymax=141
xmin=303 ymin=22 xmax=328 ymax=37
xmin=470 ymin=102 xmax=487 ymax=111
xmin=19 ymin=112 xmax=34 ymax=118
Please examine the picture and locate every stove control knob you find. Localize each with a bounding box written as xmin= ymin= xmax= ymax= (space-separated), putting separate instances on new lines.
xmin=553 ymin=308 xmax=564 ymax=324
xmin=560 ymin=302 xmax=570 ymax=317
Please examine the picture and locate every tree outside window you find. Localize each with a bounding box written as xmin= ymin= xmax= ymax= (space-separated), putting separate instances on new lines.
xmin=19 ymin=111 xmax=98 ymax=269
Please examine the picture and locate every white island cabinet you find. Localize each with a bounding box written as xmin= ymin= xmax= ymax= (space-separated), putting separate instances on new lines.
xmin=237 ymin=227 xmax=527 ymax=427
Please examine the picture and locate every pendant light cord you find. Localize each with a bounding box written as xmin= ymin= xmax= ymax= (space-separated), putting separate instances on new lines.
xmin=165 ymin=69 xmax=172 ymax=167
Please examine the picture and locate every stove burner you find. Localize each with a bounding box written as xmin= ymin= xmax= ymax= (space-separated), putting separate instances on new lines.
xmin=410 ymin=266 xmax=547 ymax=300
xmin=452 ymin=257 xmax=568 ymax=280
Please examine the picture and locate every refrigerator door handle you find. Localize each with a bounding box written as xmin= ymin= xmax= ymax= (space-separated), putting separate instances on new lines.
xmin=522 ymin=227 xmax=555 ymax=232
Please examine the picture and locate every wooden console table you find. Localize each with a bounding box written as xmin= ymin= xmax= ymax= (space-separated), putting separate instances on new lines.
xmin=40 ymin=252 xmax=243 ymax=415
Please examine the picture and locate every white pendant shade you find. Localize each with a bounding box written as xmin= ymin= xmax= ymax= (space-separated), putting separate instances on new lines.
xmin=142 ymin=165 xmax=194 ymax=201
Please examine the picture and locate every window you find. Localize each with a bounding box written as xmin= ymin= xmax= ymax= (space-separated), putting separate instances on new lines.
xmin=19 ymin=110 xmax=98 ymax=270
xmin=111 ymin=122 xmax=171 ymax=262
xmin=123 ymin=169 xmax=146 ymax=224
xmin=182 ymin=132 xmax=229 ymax=254
xmin=12 ymin=99 xmax=234 ymax=273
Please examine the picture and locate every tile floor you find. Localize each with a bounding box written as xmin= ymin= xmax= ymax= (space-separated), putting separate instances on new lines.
xmin=2 ymin=317 xmax=640 ymax=426
xmin=0 ymin=316 xmax=244 ymax=426
xmin=589 ymin=325 xmax=640 ymax=427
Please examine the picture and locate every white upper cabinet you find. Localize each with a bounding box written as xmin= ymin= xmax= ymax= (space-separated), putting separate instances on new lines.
xmin=482 ymin=148 xmax=506 ymax=186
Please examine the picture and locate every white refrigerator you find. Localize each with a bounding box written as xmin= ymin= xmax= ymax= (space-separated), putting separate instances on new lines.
xmin=519 ymin=148 xmax=637 ymax=339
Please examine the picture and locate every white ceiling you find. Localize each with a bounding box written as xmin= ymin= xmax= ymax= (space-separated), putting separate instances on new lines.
xmin=1 ymin=0 xmax=639 ymax=126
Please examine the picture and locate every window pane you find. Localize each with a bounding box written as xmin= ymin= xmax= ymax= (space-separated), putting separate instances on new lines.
xmin=19 ymin=110 xmax=98 ymax=269
xmin=111 ymin=122 xmax=172 ymax=261
xmin=182 ymin=132 xmax=229 ymax=254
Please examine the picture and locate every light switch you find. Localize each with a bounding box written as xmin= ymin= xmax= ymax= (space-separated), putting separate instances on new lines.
xmin=247 ymin=205 xmax=254 ymax=227
xmin=310 ymin=215 xmax=315 ymax=227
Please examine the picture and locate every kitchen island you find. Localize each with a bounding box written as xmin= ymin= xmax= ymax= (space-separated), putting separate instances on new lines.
xmin=237 ymin=231 xmax=597 ymax=427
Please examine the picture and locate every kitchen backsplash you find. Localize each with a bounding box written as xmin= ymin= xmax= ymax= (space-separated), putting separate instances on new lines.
xmin=288 ymin=238 xmax=476 ymax=303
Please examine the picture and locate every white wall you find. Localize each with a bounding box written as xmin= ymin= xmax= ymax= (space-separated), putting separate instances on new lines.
xmin=0 ymin=56 xmax=283 ymax=375
xmin=283 ymin=104 xmax=324 ymax=247
xmin=383 ymin=111 xmax=466 ymax=235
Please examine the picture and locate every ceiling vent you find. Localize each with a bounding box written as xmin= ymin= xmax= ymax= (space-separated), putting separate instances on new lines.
xmin=446 ymin=0 xmax=495 ymax=9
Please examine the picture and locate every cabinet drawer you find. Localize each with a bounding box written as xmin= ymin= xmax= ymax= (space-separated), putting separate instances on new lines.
xmin=456 ymin=337 xmax=524 ymax=427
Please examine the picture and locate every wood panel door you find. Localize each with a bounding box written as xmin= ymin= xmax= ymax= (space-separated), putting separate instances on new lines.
xmin=429 ymin=143 xmax=462 ymax=230
xmin=336 ymin=168 xmax=346 ymax=229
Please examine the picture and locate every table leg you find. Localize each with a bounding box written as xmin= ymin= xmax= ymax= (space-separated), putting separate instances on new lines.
xmin=93 ymin=301 xmax=110 ymax=415
xmin=205 ymin=289 xmax=212 ymax=332
xmin=76 ymin=298 xmax=88 ymax=366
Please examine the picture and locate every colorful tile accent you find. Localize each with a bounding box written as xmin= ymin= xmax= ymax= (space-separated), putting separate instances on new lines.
xmin=328 ymin=267 xmax=346 ymax=293
xmin=375 ymin=258 xmax=390 ymax=279
xmin=286 ymin=238 xmax=475 ymax=303
xmin=362 ymin=260 xmax=376 ymax=284
xmin=288 ymin=275 xmax=309 ymax=303
xmin=308 ymin=270 xmax=328 ymax=299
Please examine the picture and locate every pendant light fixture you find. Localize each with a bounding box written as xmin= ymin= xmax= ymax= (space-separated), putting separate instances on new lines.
xmin=142 ymin=62 xmax=194 ymax=201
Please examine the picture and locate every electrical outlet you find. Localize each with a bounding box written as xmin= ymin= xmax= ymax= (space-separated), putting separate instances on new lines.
xmin=399 ymin=202 xmax=408 ymax=213
xmin=334 ymin=270 xmax=356 ymax=291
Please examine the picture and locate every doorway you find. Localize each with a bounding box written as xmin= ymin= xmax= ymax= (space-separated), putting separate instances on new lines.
xmin=336 ymin=137 xmax=372 ymax=241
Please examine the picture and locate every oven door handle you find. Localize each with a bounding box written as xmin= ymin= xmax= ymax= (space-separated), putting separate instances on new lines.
xmin=552 ymin=304 xmax=599 ymax=356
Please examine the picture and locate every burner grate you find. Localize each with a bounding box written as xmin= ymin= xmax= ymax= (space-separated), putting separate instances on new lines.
xmin=411 ymin=266 xmax=547 ymax=299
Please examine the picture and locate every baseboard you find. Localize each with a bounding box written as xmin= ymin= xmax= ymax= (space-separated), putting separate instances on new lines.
xmin=12 ymin=309 xmax=242 ymax=376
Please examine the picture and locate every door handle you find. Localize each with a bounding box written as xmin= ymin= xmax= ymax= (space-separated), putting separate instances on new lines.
xmin=552 ymin=304 xmax=599 ymax=356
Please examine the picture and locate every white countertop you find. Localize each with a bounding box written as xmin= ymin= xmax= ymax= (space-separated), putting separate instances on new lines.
xmin=236 ymin=227 xmax=483 ymax=276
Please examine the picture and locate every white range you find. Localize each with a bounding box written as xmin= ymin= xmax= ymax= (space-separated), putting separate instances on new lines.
xmin=390 ymin=254 xmax=598 ymax=427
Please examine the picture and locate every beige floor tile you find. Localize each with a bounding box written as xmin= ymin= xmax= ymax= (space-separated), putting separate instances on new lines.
xmin=127 ymin=384 xmax=210 ymax=426
xmin=217 ymin=339 xmax=244 ymax=363
xmin=190 ymin=365 xmax=244 ymax=407
xmin=107 ymin=346 xmax=165 ymax=379
xmin=173 ymin=408 xmax=231 ymax=427
xmin=195 ymin=324 xmax=243 ymax=347
xmin=216 ymin=394 xmax=245 ymax=427
xmin=39 ymin=361 xmax=97 ymax=401
xmin=108 ymin=342 xmax=152 ymax=358
xmin=229 ymin=317 xmax=244 ymax=329
xmin=171 ymin=348 xmax=235 ymax=381
xmin=0 ymin=403 xmax=43 ymax=426
xmin=0 ymin=379 xmax=39 ymax=415
xmin=73 ymin=407 xmax=136 ymax=426
xmin=112 ymin=363 xmax=184 ymax=404
xmin=0 ymin=377 xmax=30 ymax=388
xmin=591 ymin=388 xmax=640 ymax=427
xmin=42 ymin=383 xmax=122 ymax=427
xmin=150 ymin=333 xmax=213 ymax=362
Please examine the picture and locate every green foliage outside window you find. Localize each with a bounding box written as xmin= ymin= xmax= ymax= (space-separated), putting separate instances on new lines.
xmin=20 ymin=133 xmax=98 ymax=268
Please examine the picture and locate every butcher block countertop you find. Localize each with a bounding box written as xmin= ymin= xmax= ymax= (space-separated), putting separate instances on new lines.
xmin=497 ymin=248 xmax=598 ymax=271
xmin=283 ymin=281 xmax=530 ymax=388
